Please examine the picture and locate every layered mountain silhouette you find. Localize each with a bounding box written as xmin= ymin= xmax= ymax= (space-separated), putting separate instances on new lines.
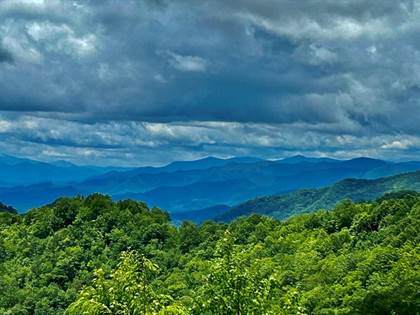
xmin=1 ymin=154 xmax=420 ymax=213
xmin=217 ymin=170 xmax=420 ymax=222
xmin=0 ymin=153 xmax=130 ymax=186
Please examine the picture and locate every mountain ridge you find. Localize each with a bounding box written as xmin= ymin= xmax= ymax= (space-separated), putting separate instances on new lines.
xmin=0 ymin=201 xmax=17 ymax=214
xmin=0 ymin=153 xmax=131 ymax=186
xmin=217 ymin=170 xmax=420 ymax=222
xmin=1 ymin=154 xmax=420 ymax=213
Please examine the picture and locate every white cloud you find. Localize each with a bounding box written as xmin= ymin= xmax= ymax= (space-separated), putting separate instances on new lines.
xmin=0 ymin=120 xmax=12 ymax=132
xmin=381 ymin=139 xmax=413 ymax=150
xmin=166 ymin=51 xmax=209 ymax=72
xmin=0 ymin=114 xmax=419 ymax=166
xmin=26 ymin=22 xmax=96 ymax=57
xmin=236 ymin=13 xmax=392 ymax=42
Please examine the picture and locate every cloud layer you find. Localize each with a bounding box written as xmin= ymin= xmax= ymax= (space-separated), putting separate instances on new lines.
xmin=0 ymin=0 xmax=419 ymax=164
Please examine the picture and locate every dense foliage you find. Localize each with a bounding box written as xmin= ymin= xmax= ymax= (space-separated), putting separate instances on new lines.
xmin=0 ymin=192 xmax=419 ymax=314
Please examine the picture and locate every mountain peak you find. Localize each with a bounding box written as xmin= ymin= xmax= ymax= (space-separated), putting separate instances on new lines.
xmin=348 ymin=157 xmax=384 ymax=162
xmin=345 ymin=157 xmax=387 ymax=167
xmin=280 ymin=155 xmax=338 ymax=164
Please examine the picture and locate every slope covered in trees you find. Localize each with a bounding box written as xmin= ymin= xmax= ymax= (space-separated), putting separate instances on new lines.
xmin=0 ymin=201 xmax=16 ymax=214
xmin=0 ymin=193 xmax=419 ymax=314
xmin=219 ymin=170 xmax=420 ymax=222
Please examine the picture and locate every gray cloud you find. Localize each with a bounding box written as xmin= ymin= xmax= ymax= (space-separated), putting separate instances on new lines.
xmin=0 ymin=114 xmax=419 ymax=166
xmin=0 ymin=0 xmax=419 ymax=163
xmin=0 ymin=43 xmax=13 ymax=63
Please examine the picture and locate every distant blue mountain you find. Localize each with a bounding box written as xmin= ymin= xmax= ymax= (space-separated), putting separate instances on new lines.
xmin=158 ymin=156 xmax=263 ymax=172
xmin=1 ymin=154 xmax=420 ymax=213
xmin=88 ymin=156 xmax=263 ymax=180
xmin=278 ymin=155 xmax=340 ymax=164
xmin=362 ymin=161 xmax=420 ymax=179
xmin=170 ymin=204 xmax=231 ymax=224
xmin=114 ymin=178 xmax=258 ymax=212
xmin=0 ymin=153 xmax=130 ymax=186
xmin=0 ymin=183 xmax=86 ymax=210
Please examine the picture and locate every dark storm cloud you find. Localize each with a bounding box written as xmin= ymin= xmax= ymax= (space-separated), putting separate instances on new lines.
xmin=0 ymin=0 xmax=419 ymax=164
xmin=0 ymin=44 xmax=13 ymax=63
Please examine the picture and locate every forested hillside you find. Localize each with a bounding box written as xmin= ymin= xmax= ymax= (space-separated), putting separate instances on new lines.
xmin=0 ymin=192 xmax=419 ymax=314
xmin=0 ymin=202 xmax=16 ymax=214
xmin=219 ymin=170 xmax=420 ymax=222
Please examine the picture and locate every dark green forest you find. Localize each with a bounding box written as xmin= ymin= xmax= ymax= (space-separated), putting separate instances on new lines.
xmin=0 ymin=192 xmax=419 ymax=314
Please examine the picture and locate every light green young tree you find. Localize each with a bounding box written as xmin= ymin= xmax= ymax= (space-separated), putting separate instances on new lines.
xmin=197 ymin=230 xmax=276 ymax=315
xmin=65 ymin=251 xmax=187 ymax=315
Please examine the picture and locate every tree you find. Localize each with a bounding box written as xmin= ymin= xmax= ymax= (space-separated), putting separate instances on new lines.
xmin=66 ymin=251 xmax=186 ymax=315
xmin=197 ymin=231 xmax=276 ymax=314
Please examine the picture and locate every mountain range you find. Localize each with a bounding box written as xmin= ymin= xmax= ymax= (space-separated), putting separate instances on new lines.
xmin=217 ymin=170 xmax=420 ymax=222
xmin=1 ymin=154 xmax=420 ymax=214
xmin=0 ymin=153 xmax=130 ymax=186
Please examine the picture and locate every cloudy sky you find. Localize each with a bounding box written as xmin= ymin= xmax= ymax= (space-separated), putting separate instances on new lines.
xmin=0 ymin=0 xmax=420 ymax=166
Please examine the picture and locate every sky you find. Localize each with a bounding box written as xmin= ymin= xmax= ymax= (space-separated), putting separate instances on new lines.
xmin=0 ymin=0 xmax=420 ymax=166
